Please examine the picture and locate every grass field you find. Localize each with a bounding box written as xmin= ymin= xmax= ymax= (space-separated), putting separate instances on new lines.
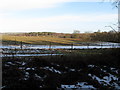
xmin=2 ymin=35 xmax=84 ymax=45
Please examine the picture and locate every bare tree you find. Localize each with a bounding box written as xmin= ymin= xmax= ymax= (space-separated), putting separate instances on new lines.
xmin=112 ymin=0 xmax=120 ymax=8
xmin=103 ymin=0 xmax=120 ymax=8
xmin=103 ymin=0 xmax=120 ymax=32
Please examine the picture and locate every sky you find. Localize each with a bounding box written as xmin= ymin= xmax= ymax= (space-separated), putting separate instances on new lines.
xmin=0 ymin=0 xmax=118 ymax=33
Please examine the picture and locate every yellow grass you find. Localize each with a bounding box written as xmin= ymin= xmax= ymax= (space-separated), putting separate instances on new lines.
xmin=2 ymin=35 xmax=81 ymax=45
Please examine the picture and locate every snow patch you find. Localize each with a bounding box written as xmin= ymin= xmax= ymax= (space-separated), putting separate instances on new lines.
xmin=43 ymin=66 xmax=62 ymax=74
xmin=61 ymin=82 xmax=96 ymax=89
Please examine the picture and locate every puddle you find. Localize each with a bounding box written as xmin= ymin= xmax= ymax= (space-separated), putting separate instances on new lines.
xmin=1 ymin=42 xmax=120 ymax=49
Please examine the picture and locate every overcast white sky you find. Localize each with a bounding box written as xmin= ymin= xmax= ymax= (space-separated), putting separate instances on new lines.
xmin=0 ymin=0 xmax=118 ymax=33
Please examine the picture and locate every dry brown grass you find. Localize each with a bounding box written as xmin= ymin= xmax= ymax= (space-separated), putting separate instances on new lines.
xmin=2 ymin=35 xmax=78 ymax=45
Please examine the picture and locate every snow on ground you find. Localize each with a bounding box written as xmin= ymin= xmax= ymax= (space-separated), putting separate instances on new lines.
xmin=22 ymin=62 xmax=26 ymax=66
xmin=110 ymin=67 xmax=119 ymax=74
xmin=5 ymin=62 xmax=15 ymax=66
xmin=18 ymin=67 xmax=25 ymax=70
xmin=69 ymin=69 xmax=76 ymax=72
xmin=42 ymin=66 xmax=62 ymax=74
xmin=34 ymin=74 xmax=44 ymax=81
xmin=1 ymin=54 xmax=63 ymax=57
xmin=61 ymin=82 xmax=96 ymax=89
xmin=26 ymin=67 xmax=35 ymax=71
xmin=23 ymin=72 xmax=29 ymax=80
xmin=88 ymin=73 xmax=120 ymax=89
xmin=88 ymin=65 xmax=95 ymax=68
